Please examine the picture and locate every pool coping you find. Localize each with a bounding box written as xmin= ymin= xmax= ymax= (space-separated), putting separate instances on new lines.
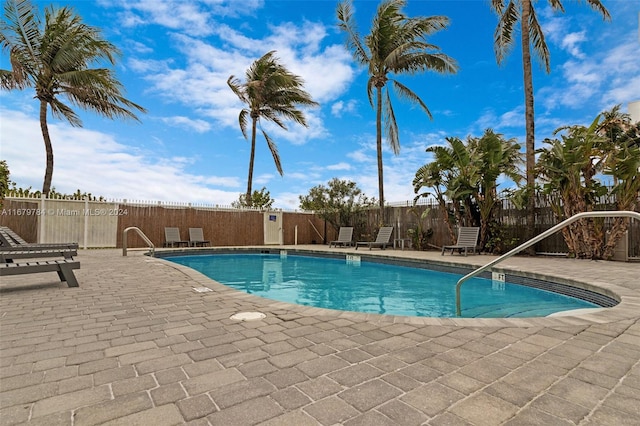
xmin=151 ymin=246 xmax=640 ymax=328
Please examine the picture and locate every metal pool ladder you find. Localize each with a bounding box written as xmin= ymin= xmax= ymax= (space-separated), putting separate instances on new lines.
xmin=122 ymin=226 xmax=155 ymax=257
xmin=455 ymin=211 xmax=640 ymax=316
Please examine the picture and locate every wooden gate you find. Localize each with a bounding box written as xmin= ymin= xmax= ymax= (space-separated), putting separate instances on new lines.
xmin=263 ymin=211 xmax=283 ymax=245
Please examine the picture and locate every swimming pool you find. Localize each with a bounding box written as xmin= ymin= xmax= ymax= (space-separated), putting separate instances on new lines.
xmin=165 ymin=252 xmax=613 ymax=318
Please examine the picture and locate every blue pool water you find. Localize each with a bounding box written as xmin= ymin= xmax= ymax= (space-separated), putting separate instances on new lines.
xmin=166 ymin=253 xmax=601 ymax=318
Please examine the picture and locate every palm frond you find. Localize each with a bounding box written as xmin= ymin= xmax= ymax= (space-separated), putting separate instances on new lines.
xmin=260 ymin=109 xmax=289 ymax=130
xmin=584 ymin=0 xmax=611 ymax=20
xmin=336 ymin=0 xmax=369 ymax=65
xmin=48 ymin=96 xmax=81 ymax=126
xmin=383 ymin=88 xmax=399 ymax=154
xmin=227 ymin=75 xmax=248 ymax=104
xmin=390 ymin=49 xmax=458 ymax=76
xmin=493 ymin=0 xmax=518 ymax=66
xmin=490 ymin=0 xmax=507 ymax=17
xmin=59 ymin=68 xmax=145 ymax=121
xmin=366 ymin=77 xmax=375 ymax=108
xmin=391 ymin=79 xmax=432 ymax=119
xmin=1 ymin=0 xmax=41 ymax=88
xmin=527 ymin=7 xmax=550 ymax=73
xmin=261 ymin=128 xmax=283 ymax=176
xmin=2 ymin=48 xmax=30 ymax=88
xmin=269 ymin=107 xmax=307 ymax=128
xmin=404 ymin=15 xmax=449 ymax=39
xmin=0 ymin=69 xmax=15 ymax=88
xmin=238 ymin=109 xmax=249 ymax=139
xmin=2 ymin=0 xmax=40 ymax=61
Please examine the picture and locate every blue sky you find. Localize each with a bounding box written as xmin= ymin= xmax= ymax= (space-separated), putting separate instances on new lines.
xmin=1 ymin=0 xmax=639 ymax=209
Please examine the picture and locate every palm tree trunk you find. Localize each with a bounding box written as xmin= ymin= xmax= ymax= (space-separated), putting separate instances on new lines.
xmin=376 ymin=86 xmax=385 ymax=215
xmin=246 ymin=117 xmax=258 ymax=206
xmin=438 ymin=197 xmax=456 ymax=243
xmin=39 ymin=100 xmax=54 ymax=196
xmin=603 ymin=218 xmax=630 ymax=259
xmin=521 ymin=0 xmax=536 ymax=254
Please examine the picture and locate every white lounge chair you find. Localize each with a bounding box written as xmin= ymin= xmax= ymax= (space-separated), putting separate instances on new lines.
xmin=442 ymin=227 xmax=480 ymax=256
xmin=164 ymin=227 xmax=188 ymax=247
xmin=0 ymin=226 xmax=78 ymax=250
xmin=329 ymin=227 xmax=354 ymax=248
xmin=355 ymin=226 xmax=393 ymax=250
xmin=189 ymin=228 xmax=210 ymax=247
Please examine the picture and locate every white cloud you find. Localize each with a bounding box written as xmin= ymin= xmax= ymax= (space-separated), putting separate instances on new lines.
xmin=274 ymin=191 xmax=304 ymax=210
xmin=473 ymin=109 xmax=497 ymax=131
xmin=247 ymin=177 xmax=270 ymax=190
xmin=562 ymin=60 xmax=600 ymax=85
xmin=604 ymin=75 xmax=640 ymax=107
xmin=0 ymin=109 xmax=241 ymax=204
xmin=127 ymin=40 xmax=155 ymax=54
xmin=98 ymin=0 xmax=265 ymax=36
xmin=473 ymin=107 xmax=522 ymax=131
xmin=331 ymin=99 xmax=358 ymax=117
xmin=130 ymin=23 xmax=353 ymax=145
xmin=264 ymin=21 xmax=327 ymax=54
xmin=539 ymin=35 xmax=640 ymax=113
xmin=533 ymin=2 xmax=639 ymax=117
xmin=560 ymin=31 xmax=587 ymax=59
xmin=347 ymin=148 xmax=373 ymax=164
xmin=213 ymin=23 xmax=355 ymax=103
xmin=601 ymin=39 xmax=640 ymax=84
xmin=128 ymin=58 xmax=174 ymax=73
xmin=120 ymin=0 xmax=214 ymax=36
xmin=160 ymin=116 xmax=212 ymax=133
xmin=327 ymin=162 xmax=351 ymax=171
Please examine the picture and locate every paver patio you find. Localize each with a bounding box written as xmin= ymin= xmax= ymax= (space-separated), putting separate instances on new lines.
xmin=0 ymin=247 xmax=638 ymax=425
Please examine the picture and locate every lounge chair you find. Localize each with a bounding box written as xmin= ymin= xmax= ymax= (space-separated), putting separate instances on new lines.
xmin=0 ymin=259 xmax=80 ymax=287
xmin=189 ymin=228 xmax=210 ymax=247
xmin=0 ymin=226 xmax=78 ymax=250
xmin=442 ymin=227 xmax=480 ymax=256
xmin=355 ymin=226 xmax=393 ymax=250
xmin=164 ymin=227 xmax=189 ymax=247
xmin=1 ymin=248 xmax=77 ymax=263
xmin=329 ymin=227 xmax=353 ymax=248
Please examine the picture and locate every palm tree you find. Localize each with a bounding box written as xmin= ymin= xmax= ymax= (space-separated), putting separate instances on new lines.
xmin=414 ymin=130 xmax=522 ymax=251
xmin=0 ymin=0 xmax=146 ymax=195
xmin=228 ymin=51 xmax=318 ymax=206
xmin=414 ymin=137 xmax=476 ymax=243
xmin=470 ymin=129 xmax=523 ymax=249
xmin=536 ymin=117 xmax=607 ymax=258
xmin=538 ymin=111 xmax=640 ymax=260
xmin=597 ymin=104 xmax=634 ymax=184
xmin=413 ymin=147 xmax=458 ymax=243
xmin=337 ymin=0 xmax=457 ymax=214
xmin=602 ymin=142 xmax=640 ymax=259
xmin=490 ymin=0 xmax=610 ymax=247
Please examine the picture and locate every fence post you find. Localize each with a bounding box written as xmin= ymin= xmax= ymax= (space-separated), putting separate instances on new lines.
xmin=39 ymin=194 xmax=46 ymax=244
xmin=84 ymin=197 xmax=89 ymax=249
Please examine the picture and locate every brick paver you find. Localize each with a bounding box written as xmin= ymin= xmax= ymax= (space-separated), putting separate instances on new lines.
xmin=0 ymin=247 xmax=639 ymax=425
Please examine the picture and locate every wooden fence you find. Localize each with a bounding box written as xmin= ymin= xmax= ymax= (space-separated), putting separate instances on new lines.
xmin=0 ymin=197 xmax=331 ymax=249
xmin=1 ymin=195 xmax=637 ymax=258
xmin=378 ymin=199 xmax=639 ymax=258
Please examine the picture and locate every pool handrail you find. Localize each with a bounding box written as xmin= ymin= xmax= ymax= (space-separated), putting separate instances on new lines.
xmin=123 ymin=226 xmax=155 ymax=257
xmin=455 ymin=211 xmax=640 ymax=316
